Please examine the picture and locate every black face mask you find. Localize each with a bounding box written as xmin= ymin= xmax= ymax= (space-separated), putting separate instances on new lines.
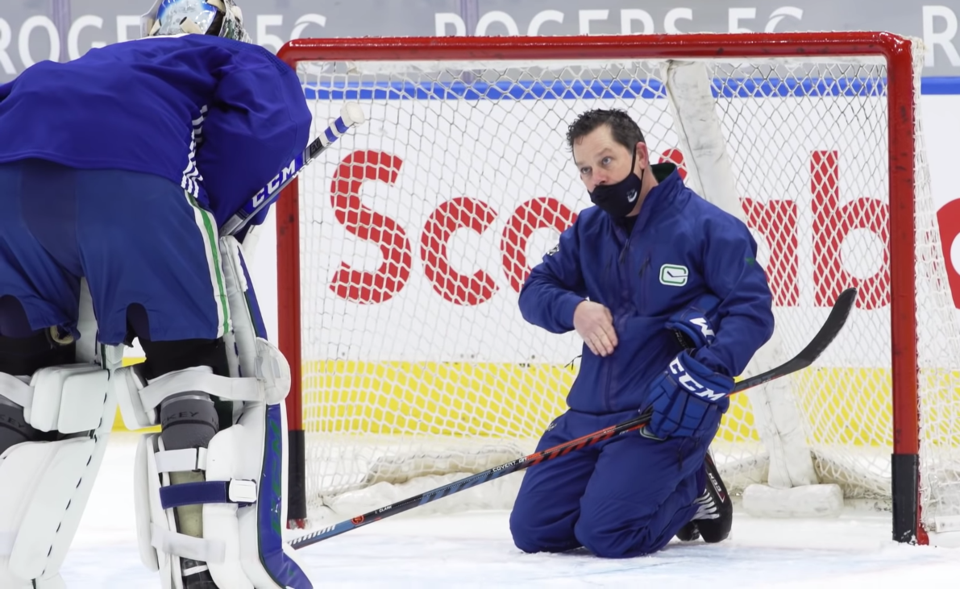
xmin=587 ymin=148 xmax=645 ymax=218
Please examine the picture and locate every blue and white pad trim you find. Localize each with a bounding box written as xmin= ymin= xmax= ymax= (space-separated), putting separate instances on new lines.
xmin=217 ymin=234 xmax=313 ymax=588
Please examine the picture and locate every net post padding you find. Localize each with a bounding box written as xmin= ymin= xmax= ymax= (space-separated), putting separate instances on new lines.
xmin=659 ymin=58 xmax=820 ymax=496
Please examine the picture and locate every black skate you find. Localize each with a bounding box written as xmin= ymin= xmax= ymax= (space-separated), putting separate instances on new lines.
xmin=676 ymin=451 xmax=732 ymax=543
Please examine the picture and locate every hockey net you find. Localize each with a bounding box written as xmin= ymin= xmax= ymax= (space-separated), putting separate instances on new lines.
xmin=275 ymin=33 xmax=960 ymax=543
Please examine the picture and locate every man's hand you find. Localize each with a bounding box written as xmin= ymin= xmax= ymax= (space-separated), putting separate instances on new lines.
xmin=573 ymin=301 xmax=618 ymax=356
xmin=644 ymin=351 xmax=734 ymax=439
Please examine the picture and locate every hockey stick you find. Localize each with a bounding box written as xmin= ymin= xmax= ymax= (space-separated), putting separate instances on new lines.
xmin=290 ymin=286 xmax=858 ymax=550
xmin=220 ymin=103 xmax=366 ymax=236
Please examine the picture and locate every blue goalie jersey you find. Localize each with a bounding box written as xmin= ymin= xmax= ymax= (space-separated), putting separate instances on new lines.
xmin=0 ymin=34 xmax=313 ymax=229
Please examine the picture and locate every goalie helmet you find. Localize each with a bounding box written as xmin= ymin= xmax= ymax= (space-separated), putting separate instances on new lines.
xmin=140 ymin=0 xmax=251 ymax=43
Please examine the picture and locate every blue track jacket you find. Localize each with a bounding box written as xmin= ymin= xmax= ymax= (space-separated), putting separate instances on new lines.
xmin=0 ymin=34 xmax=312 ymax=231
xmin=519 ymin=164 xmax=775 ymax=414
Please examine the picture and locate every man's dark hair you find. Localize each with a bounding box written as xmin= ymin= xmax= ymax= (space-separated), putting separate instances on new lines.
xmin=565 ymin=109 xmax=645 ymax=151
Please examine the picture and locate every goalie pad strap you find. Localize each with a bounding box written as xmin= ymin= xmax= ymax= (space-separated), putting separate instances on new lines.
xmin=159 ymin=480 xmax=257 ymax=509
xmin=118 ymin=342 xmax=290 ymax=432
xmin=150 ymin=524 xmax=225 ymax=565
xmin=155 ymin=448 xmax=208 ymax=473
xmin=139 ymin=370 xmax=263 ymax=413
xmin=0 ymin=372 xmax=30 ymax=408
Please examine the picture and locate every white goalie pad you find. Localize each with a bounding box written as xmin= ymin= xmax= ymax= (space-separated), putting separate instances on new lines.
xmin=122 ymin=234 xmax=312 ymax=589
xmin=0 ymin=364 xmax=115 ymax=589
xmin=135 ymin=397 xmax=306 ymax=589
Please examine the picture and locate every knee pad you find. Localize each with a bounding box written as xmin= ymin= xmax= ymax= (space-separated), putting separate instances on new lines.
xmin=114 ymin=234 xmax=312 ymax=589
xmin=0 ymin=363 xmax=114 ymax=589
xmin=159 ymin=393 xmax=219 ymax=452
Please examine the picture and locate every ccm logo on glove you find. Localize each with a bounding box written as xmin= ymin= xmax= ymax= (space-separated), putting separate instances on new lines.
xmin=644 ymin=350 xmax=734 ymax=439
xmin=670 ymin=356 xmax=726 ymax=402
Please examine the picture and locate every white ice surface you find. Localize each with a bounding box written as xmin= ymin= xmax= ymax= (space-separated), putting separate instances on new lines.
xmin=62 ymin=433 xmax=960 ymax=588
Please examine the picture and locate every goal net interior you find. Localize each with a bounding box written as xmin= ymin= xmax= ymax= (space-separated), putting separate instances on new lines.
xmin=276 ymin=33 xmax=960 ymax=543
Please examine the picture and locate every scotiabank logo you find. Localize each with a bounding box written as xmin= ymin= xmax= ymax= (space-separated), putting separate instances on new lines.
xmin=328 ymin=149 xmax=960 ymax=310
xmin=329 ymin=150 xmax=577 ymax=305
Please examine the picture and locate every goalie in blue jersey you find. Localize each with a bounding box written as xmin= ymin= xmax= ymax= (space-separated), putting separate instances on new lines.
xmin=0 ymin=1 xmax=314 ymax=587
xmin=509 ymin=109 xmax=776 ymax=558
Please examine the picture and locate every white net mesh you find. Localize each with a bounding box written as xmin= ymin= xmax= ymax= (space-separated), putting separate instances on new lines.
xmin=288 ymin=37 xmax=960 ymax=534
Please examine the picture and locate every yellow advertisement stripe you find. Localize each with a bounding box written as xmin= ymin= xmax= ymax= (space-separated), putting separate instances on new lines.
xmin=297 ymin=362 xmax=960 ymax=447
xmin=113 ymin=360 xmax=960 ymax=451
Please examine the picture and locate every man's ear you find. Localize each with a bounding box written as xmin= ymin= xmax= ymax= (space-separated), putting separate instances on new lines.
xmin=635 ymin=141 xmax=650 ymax=168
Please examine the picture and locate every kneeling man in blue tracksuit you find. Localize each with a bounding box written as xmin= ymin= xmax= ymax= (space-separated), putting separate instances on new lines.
xmin=510 ymin=108 xmax=776 ymax=558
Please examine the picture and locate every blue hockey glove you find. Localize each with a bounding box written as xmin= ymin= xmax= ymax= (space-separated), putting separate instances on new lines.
xmin=665 ymin=293 xmax=720 ymax=350
xmin=644 ymin=350 xmax=734 ymax=439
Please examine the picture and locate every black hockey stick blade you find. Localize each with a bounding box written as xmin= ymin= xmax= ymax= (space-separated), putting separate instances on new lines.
xmin=730 ymin=285 xmax=857 ymax=393
xmin=289 ymin=286 xmax=858 ymax=550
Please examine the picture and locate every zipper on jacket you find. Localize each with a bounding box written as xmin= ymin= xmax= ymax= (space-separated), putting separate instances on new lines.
xmin=605 ymin=313 xmax=631 ymax=413
xmin=638 ymin=254 xmax=651 ymax=315
xmin=601 ymin=356 xmax=613 ymax=413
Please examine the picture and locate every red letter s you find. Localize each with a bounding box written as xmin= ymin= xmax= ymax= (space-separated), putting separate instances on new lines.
xmin=329 ymin=150 xmax=413 ymax=304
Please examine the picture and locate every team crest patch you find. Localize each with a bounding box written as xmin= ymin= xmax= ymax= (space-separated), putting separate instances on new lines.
xmin=659 ymin=264 xmax=689 ymax=286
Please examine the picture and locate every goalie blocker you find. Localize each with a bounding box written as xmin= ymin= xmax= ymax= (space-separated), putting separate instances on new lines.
xmin=113 ymin=234 xmax=313 ymax=589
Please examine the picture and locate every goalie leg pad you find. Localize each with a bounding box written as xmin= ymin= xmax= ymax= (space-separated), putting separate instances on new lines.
xmin=123 ymin=235 xmax=310 ymax=589
xmin=218 ymin=235 xmax=311 ymax=589
xmin=130 ymin=373 xmax=307 ymax=589
xmin=136 ymin=429 xmax=229 ymax=589
xmin=0 ymin=363 xmax=114 ymax=589
xmin=205 ymin=400 xmax=294 ymax=588
xmin=161 ymin=391 xmax=221 ymax=587
xmin=124 ymin=366 xmax=225 ymax=589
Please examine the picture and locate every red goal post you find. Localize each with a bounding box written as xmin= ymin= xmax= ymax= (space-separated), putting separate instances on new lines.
xmin=273 ymin=32 xmax=958 ymax=546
